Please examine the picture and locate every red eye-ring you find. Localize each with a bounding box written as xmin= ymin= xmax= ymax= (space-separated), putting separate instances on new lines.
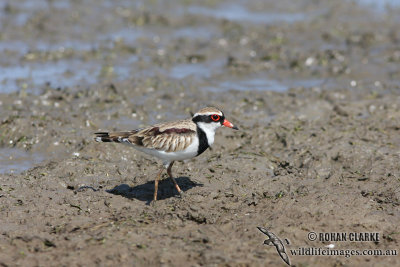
xmin=211 ymin=114 xmax=220 ymax=121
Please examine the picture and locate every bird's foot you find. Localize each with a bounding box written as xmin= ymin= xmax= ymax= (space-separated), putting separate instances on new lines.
xmin=177 ymin=190 xmax=185 ymax=199
xmin=150 ymin=199 xmax=158 ymax=207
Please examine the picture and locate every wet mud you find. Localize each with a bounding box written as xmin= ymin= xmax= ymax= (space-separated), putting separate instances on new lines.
xmin=0 ymin=0 xmax=399 ymax=266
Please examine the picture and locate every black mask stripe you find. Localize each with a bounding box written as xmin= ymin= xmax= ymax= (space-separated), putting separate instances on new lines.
xmin=192 ymin=114 xmax=225 ymax=125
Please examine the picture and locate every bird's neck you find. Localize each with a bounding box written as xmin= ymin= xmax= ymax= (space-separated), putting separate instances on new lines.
xmin=196 ymin=122 xmax=216 ymax=147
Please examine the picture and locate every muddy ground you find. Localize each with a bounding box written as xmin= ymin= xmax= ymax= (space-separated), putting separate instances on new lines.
xmin=0 ymin=0 xmax=399 ymax=266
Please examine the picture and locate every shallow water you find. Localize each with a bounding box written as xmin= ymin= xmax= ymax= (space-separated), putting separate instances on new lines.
xmin=0 ymin=0 xmax=310 ymax=94
xmin=354 ymin=0 xmax=400 ymax=11
xmin=0 ymin=148 xmax=45 ymax=174
xmin=204 ymin=77 xmax=325 ymax=92
xmin=169 ymin=60 xmax=225 ymax=80
xmin=0 ymin=55 xmax=139 ymax=94
xmin=187 ymin=4 xmax=306 ymax=24
xmin=1 ymin=0 xmax=396 ymax=94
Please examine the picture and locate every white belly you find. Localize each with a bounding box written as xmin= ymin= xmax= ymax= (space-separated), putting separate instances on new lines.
xmin=128 ymin=137 xmax=199 ymax=164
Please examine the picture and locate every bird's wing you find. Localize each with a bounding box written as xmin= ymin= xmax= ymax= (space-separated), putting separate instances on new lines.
xmin=276 ymin=248 xmax=291 ymax=266
xmin=126 ymin=120 xmax=197 ymax=152
xmin=275 ymin=239 xmax=290 ymax=266
xmin=257 ymin=227 xmax=272 ymax=238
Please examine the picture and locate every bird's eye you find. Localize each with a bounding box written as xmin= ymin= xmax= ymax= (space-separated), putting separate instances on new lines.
xmin=211 ymin=114 xmax=220 ymax=121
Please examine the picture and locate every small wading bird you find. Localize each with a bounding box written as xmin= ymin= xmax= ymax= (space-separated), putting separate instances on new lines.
xmin=257 ymin=227 xmax=291 ymax=266
xmin=94 ymin=107 xmax=238 ymax=201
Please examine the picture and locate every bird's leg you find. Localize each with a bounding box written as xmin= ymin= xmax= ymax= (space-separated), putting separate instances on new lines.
xmin=167 ymin=161 xmax=183 ymax=197
xmin=153 ymin=167 xmax=164 ymax=201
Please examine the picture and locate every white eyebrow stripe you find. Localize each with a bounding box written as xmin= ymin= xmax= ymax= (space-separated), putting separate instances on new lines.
xmin=194 ymin=111 xmax=223 ymax=117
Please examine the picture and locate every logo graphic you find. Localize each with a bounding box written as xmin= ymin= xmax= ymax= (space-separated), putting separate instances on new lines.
xmin=257 ymin=227 xmax=291 ymax=266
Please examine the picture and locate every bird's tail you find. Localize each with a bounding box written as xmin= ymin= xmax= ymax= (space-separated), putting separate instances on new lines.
xmin=94 ymin=131 xmax=134 ymax=143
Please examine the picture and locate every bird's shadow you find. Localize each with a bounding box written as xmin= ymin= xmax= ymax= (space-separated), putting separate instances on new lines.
xmin=106 ymin=177 xmax=203 ymax=205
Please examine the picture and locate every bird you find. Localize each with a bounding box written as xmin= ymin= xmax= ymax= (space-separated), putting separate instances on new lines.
xmin=257 ymin=227 xmax=291 ymax=266
xmin=94 ymin=107 xmax=238 ymax=201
